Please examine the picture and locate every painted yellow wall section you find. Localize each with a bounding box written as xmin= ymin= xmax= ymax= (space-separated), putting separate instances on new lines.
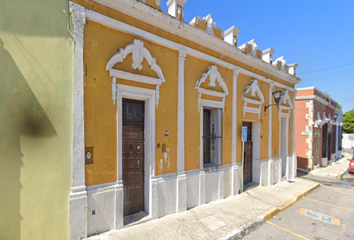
xmin=184 ymin=56 xmax=233 ymax=170
xmin=0 ymin=0 xmax=72 ymax=239
xmin=76 ymin=0 xmax=293 ymax=185
xmin=84 ymin=21 xmax=179 ymax=185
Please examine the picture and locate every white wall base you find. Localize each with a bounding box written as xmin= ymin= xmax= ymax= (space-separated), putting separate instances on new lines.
xmin=157 ymin=175 xmax=177 ymax=218
xmin=252 ymin=157 xmax=285 ymax=187
xmin=150 ymin=178 xmax=159 ymax=219
xmin=176 ymin=173 xmax=187 ymax=213
xmin=87 ymin=184 xmax=115 ymax=236
xmin=69 ymin=188 xmax=88 ymax=240
xmin=286 ymin=155 xmax=296 ymax=181
xmin=114 ymin=182 xmax=124 ymax=230
xmin=84 ymin=165 xmax=242 ymax=236
xmin=86 ymin=182 xmax=123 ymax=236
xmin=273 ymin=158 xmax=282 ymax=184
xmin=231 ymin=164 xmax=239 ymax=196
xmin=321 ymin=157 xmax=328 ymax=167
xmin=253 ymin=159 xmax=269 ymax=186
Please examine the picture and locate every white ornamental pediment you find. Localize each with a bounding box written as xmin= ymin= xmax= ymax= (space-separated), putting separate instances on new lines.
xmin=242 ymin=80 xmax=264 ymax=118
xmin=106 ymin=39 xmax=165 ymax=107
xmin=279 ymin=90 xmax=293 ymax=109
xmin=278 ymin=90 xmax=293 ymax=120
xmin=195 ymin=65 xmax=228 ymax=112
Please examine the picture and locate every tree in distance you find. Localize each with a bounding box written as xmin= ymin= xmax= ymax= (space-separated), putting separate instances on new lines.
xmin=343 ymin=109 xmax=354 ymax=134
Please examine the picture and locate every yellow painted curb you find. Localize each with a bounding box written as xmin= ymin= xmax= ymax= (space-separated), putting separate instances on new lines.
xmin=262 ymin=183 xmax=320 ymax=221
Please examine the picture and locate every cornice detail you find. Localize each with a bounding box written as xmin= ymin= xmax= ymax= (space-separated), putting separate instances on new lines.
xmin=92 ymin=0 xmax=299 ymax=84
xmin=106 ymin=39 xmax=166 ymax=107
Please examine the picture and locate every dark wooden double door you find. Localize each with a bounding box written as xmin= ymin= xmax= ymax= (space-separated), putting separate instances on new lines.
xmin=243 ymin=122 xmax=253 ymax=184
xmin=122 ymin=99 xmax=145 ymax=216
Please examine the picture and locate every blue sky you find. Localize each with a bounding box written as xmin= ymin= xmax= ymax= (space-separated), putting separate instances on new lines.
xmin=161 ymin=1 xmax=354 ymax=113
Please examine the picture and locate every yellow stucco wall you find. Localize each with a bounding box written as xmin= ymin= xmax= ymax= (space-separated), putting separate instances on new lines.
xmin=84 ymin=21 xmax=179 ymax=185
xmin=0 ymin=0 xmax=72 ymax=239
xmin=79 ymin=0 xmax=296 ymax=184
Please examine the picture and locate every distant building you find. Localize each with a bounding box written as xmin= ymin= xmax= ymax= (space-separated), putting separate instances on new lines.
xmin=295 ymin=87 xmax=343 ymax=171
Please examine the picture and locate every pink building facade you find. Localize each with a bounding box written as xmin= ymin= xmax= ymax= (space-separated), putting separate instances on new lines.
xmin=295 ymin=87 xmax=343 ymax=171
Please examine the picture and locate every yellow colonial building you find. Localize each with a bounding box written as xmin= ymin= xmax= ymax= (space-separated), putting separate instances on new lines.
xmin=68 ymin=0 xmax=300 ymax=238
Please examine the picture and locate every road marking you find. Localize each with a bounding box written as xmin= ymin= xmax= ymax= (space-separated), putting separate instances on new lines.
xmin=304 ymin=197 xmax=354 ymax=212
xmin=299 ymin=208 xmax=341 ymax=226
xmin=266 ymin=221 xmax=310 ymax=240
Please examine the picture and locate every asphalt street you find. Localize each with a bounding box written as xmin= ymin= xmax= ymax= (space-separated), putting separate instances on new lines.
xmin=243 ymin=172 xmax=354 ymax=240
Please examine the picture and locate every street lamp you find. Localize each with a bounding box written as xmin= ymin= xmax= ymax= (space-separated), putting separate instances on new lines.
xmin=333 ymin=113 xmax=338 ymax=122
xmin=264 ymin=89 xmax=282 ymax=112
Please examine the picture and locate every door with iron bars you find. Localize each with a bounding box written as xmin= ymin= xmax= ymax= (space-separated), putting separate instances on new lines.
xmin=122 ymin=99 xmax=145 ymax=216
xmin=243 ymin=122 xmax=253 ymax=184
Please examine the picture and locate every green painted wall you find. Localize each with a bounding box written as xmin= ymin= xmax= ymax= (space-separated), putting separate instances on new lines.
xmin=0 ymin=0 xmax=73 ymax=239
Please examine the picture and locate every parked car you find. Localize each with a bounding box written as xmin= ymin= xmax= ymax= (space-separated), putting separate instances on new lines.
xmin=348 ymin=147 xmax=354 ymax=174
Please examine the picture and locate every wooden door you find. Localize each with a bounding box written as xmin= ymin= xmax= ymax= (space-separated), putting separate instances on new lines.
xmin=122 ymin=99 xmax=145 ymax=216
xmin=322 ymin=124 xmax=327 ymax=158
xmin=243 ymin=122 xmax=253 ymax=184
xmin=327 ymin=133 xmax=331 ymax=161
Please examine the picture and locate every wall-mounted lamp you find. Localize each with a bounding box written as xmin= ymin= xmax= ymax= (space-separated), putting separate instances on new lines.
xmin=264 ymin=89 xmax=282 ymax=112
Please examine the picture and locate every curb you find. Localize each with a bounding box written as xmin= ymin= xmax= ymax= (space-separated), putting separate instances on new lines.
xmin=261 ymin=182 xmax=320 ymax=221
xmin=222 ymin=182 xmax=320 ymax=240
xmin=338 ymin=170 xmax=348 ymax=179
xmin=222 ymin=215 xmax=265 ymax=240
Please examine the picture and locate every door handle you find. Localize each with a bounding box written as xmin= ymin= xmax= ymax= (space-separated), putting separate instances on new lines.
xmin=130 ymin=144 xmax=133 ymax=151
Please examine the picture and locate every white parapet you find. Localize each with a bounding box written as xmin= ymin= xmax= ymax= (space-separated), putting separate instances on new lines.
xmin=262 ymin=48 xmax=275 ymax=64
xmin=167 ymin=0 xmax=187 ymax=20
xmin=224 ymin=25 xmax=241 ymax=46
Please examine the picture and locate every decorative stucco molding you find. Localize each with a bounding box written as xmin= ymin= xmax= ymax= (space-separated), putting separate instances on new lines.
xmin=195 ymin=65 xmax=228 ymax=112
xmin=248 ymin=39 xmax=259 ymax=57
xmin=92 ymin=0 xmax=300 ymax=84
xmin=70 ymin=2 xmax=86 ymax=34
xmin=278 ymin=90 xmax=293 ymax=121
xmin=69 ymin=2 xmax=87 ymax=239
xmin=177 ymin=48 xmax=187 ymax=173
xmin=106 ymin=39 xmax=166 ymax=107
xmin=203 ymin=14 xmax=216 ymax=36
xmin=273 ymin=56 xmax=287 ymax=71
xmin=242 ymin=80 xmax=265 ymax=118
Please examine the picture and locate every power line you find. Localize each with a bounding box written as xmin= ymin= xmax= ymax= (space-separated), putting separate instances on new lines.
xmin=298 ymin=62 xmax=354 ymax=75
xmin=301 ymin=68 xmax=354 ymax=82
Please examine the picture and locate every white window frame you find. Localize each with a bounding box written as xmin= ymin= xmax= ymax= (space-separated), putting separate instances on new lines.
xmin=200 ymin=100 xmax=223 ymax=169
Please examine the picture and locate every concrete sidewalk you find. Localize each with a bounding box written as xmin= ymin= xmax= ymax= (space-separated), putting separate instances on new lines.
xmin=309 ymin=156 xmax=350 ymax=178
xmin=87 ymin=178 xmax=318 ymax=240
